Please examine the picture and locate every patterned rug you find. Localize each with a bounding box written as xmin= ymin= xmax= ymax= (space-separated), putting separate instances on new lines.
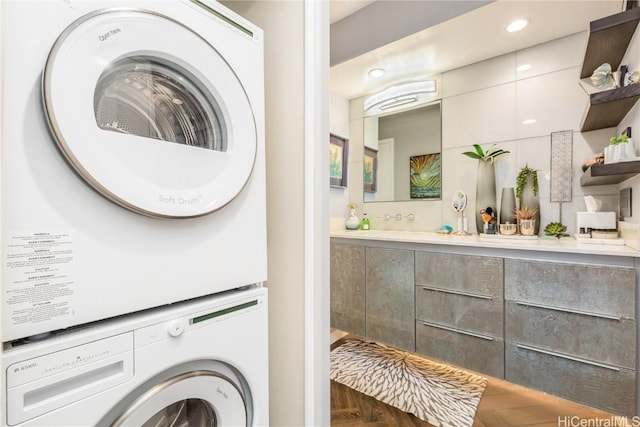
xmin=330 ymin=339 xmax=488 ymax=427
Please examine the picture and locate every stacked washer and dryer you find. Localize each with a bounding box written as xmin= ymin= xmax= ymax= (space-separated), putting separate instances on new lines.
xmin=1 ymin=1 xmax=268 ymax=426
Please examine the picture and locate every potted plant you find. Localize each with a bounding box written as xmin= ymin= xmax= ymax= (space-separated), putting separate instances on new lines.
xmin=515 ymin=165 xmax=538 ymax=204
xmin=607 ymin=134 xmax=633 ymax=162
xmin=514 ymin=206 xmax=538 ymax=236
xmin=462 ymin=144 xmax=510 ymax=163
xmin=543 ymin=222 xmax=570 ymax=239
xmin=515 ymin=165 xmax=540 ymax=234
xmin=462 ymin=144 xmax=510 ymax=233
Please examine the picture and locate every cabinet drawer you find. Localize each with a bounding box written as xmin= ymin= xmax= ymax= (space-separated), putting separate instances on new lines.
xmin=330 ymin=243 xmax=365 ymax=336
xmin=416 ymin=321 xmax=504 ymax=378
xmin=505 ymin=259 xmax=635 ymax=319
xmin=505 ymin=301 xmax=635 ymax=369
xmin=505 ymin=341 xmax=635 ymax=416
xmin=416 ymin=286 xmax=503 ymax=338
xmin=415 ymin=252 xmax=503 ymax=296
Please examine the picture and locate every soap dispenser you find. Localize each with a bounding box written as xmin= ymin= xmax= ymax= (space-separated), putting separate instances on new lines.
xmin=360 ymin=213 xmax=370 ymax=230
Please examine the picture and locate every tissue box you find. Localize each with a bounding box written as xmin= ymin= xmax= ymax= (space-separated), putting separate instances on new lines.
xmin=576 ymin=212 xmax=617 ymax=231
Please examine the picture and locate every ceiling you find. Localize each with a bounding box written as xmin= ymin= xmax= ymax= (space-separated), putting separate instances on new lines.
xmin=330 ymin=0 xmax=624 ymax=100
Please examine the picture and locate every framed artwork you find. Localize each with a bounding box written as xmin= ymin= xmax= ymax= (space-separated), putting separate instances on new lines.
xmin=410 ymin=153 xmax=441 ymax=199
xmin=330 ymin=134 xmax=348 ymax=188
xmin=363 ymin=147 xmax=378 ymax=193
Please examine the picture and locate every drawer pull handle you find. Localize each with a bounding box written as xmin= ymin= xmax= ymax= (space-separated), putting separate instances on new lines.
xmin=421 ymin=321 xmax=494 ymax=341
xmin=515 ymin=344 xmax=620 ymax=372
xmin=421 ymin=286 xmax=493 ymax=300
xmin=514 ymin=301 xmax=622 ymax=321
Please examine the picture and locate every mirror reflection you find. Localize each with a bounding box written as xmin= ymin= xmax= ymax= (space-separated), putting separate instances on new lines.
xmin=363 ymin=101 xmax=441 ymax=202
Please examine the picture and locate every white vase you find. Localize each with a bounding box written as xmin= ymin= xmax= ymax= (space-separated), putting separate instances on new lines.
xmin=610 ymin=144 xmax=620 ymax=163
xmin=621 ymin=140 xmax=635 ymax=159
xmin=618 ymin=143 xmax=628 ymax=161
xmin=345 ymin=208 xmax=360 ymax=230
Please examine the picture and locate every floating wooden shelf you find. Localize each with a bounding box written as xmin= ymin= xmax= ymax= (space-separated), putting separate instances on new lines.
xmin=579 ymin=7 xmax=640 ymax=133
xmin=580 ymin=83 xmax=640 ymax=132
xmin=580 ymin=160 xmax=640 ymax=186
xmin=580 ymin=7 xmax=640 ymax=79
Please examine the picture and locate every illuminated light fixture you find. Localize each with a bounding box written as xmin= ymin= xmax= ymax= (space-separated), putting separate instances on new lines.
xmin=516 ymin=64 xmax=532 ymax=72
xmin=364 ymin=80 xmax=437 ymax=111
xmin=506 ymin=18 xmax=529 ymax=32
xmin=379 ymin=95 xmax=418 ymax=111
xmin=522 ymin=118 xmax=537 ymax=125
xmin=368 ymin=68 xmax=385 ymax=78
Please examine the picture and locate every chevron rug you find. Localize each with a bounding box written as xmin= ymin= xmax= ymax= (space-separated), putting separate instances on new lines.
xmin=330 ymin=339 xmax=487 ymax=427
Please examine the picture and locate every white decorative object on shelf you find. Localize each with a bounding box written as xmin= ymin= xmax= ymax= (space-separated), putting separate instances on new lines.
xmin=590 ymin=63 xmax=617 ymax=89
xmin=605 ymin=136 xmax=634 ymax=164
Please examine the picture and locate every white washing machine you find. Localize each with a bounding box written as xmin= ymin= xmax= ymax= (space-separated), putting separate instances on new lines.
xmin=2 ymin=286 xmax=268 ymax=427
xmin=0 ymin=0 xmax=266 ymax=341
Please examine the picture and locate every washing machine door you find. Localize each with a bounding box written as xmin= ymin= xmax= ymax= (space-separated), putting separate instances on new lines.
xmin=42 ymin=8 xmax=257 ymax=218
xmin=110 ymin=370 xmax=247 ymax=426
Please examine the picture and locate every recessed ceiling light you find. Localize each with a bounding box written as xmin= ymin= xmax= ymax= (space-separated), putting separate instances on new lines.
xmin=368 ymin=68 xmax=385 ymax=78
xmin=522 ymin=119 xmax=537 ymax=125
xmin=506 ymin=18 xmax=529 ymax=33
xmin=517 ymin=64 xmax=532 ymax=72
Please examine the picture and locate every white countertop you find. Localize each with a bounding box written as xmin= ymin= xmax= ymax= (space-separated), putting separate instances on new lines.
xmin=331 ymin=229 xmax=640 ymax=258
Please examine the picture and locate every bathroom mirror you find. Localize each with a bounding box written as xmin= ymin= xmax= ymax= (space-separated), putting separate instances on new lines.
xmin=452 ymin=190 xmax=467 ymax=212
xmin=363 ymin=101 xmax=441 ymax=202
xmin=451 ymin=190 xmax=471 ymax=236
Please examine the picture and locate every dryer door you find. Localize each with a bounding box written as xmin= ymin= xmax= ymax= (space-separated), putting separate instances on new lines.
xmin=110 ymin=371 xmax=247 ymax=426
xmin=43 ymin=8 xmax=257 ymax=218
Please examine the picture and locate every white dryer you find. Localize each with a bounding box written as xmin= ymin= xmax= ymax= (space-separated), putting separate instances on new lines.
xmin=2 ymin=286 xmax=268 ymax=427
xmin=1 ymin=1 xmax=266 ymax=341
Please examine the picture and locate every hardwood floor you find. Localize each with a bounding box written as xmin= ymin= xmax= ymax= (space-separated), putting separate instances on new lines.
xmin=330 ymin=336 xmax=626 ymax=427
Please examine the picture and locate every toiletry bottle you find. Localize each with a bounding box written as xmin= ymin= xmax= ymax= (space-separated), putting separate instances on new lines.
xmin=360 ymin=213 xmax=370 ymax=230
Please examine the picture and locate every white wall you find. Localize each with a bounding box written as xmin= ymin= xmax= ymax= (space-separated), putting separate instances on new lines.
xmin=222 ymin=2 xmax=328 ymax=425
xmin=336 ymin=31 xmax=636 ymax=236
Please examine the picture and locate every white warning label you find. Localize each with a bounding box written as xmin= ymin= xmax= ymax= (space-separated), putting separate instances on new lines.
xmin=4 ymin=232 xmax=75 ymax=327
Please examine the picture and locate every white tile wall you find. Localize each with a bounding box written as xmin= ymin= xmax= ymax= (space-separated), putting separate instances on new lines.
xmin=442 ymin=53 xmax=515 ymax=98
xmin=516 ymin=67 xmax=585 ymax=138
xmin=442 ymin=83 xmax=517 ymax=149
xmin=516 ymin=32 xmax=586 ymax=80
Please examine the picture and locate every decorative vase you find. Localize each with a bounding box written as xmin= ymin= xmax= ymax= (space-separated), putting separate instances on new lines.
xmin=620 ymin=139 xmax=635 ymax=159
xmin=345 ymin=208 xmax=360 ymax=230
xmin=475 ymin=160 xmax=497 ymax=234
xmin=617 ymin=143 xmax=628 ymax=161
xmin=519 ymin=219 xmax=536 ymax=236
xmin=519 ymin=172 xmax=540 ymax=235
xmin=499 ymin=187 xmax=516 ymax=225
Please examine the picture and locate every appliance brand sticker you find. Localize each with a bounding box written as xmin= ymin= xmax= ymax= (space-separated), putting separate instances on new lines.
xmin=4 ymin=232 xmax=75 ymax=327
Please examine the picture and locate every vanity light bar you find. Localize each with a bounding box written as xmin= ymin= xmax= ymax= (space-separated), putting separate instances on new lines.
xmin=364 ymin=80 xmax=437 ymax=111
xmin=379 ymin=96 xmax=418 ymax=111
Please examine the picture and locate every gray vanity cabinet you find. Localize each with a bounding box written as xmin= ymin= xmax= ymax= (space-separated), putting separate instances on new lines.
xmin=330 ymin=242 xmax=366 ymax=336
xmin=365 ymin=247 xmax=415 ymax=352
xmin=504 ymin=259 xmax=637 ymax=415
xmin=414 ymin=252 xmax=504 ymax=378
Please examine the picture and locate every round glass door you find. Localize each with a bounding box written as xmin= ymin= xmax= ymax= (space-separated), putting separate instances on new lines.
xmin=143 ymin=399 xmax=215 ymax=427
xmin=110 ymin=371 xmax=247 ymax=426
xmin=94 ymin=55 xmax=226 ymax=152
xmin=43 ymin=9 xmax=257 ymax=218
